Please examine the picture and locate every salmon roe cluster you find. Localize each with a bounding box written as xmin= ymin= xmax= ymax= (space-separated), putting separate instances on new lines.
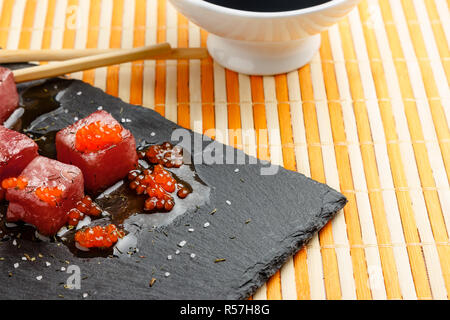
xmin=67 ymin=195 xmax=102 ymax=227
xmin=75 ymin=121 xmax=123 ymax=153
xmin=143 ymin=142 xmax=183 ymax=168
xmin=128 ymin=164 xmax=191 ymax=212
xmin=35 ymin=186 xmax=63 ymax=207
xmin=74 ymin=224 xmax=124 ymax=249
xmin=1 ymin=177 xmax=28 ymax=190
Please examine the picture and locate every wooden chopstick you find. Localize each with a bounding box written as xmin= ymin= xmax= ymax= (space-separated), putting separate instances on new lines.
xmin=12 ymin=43 xmax=172 ymax=83
xmin=0 ymin=48 xmax=208 ymax=63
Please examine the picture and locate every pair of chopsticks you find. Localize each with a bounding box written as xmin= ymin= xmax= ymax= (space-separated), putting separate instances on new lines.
xmin=2 ymin=44 xmax=208 ymax=83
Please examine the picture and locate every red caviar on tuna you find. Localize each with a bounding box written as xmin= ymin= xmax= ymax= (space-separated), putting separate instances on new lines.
xmin=5 ymin=156 xmax=84 ymax=236
xmin=1 ymin=176 xmax=28 ymax=190
xmin=74 ymin=224 xmax=124 ymax=249
xmin=0 ymin=125 xmax=38 ymax=181
xmin=55 ymin=111 xmax=138 ymax=194
xmin=75 ymin=121 xmax=123 ymax=153
xmin=0 ymin=67 xmax=19 ymax=124
xmin=34 ymin=186 xmax=63 ymax=207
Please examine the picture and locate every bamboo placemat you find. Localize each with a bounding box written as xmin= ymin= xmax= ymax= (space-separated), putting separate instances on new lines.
xmin=0 ymin=0 xmax=448 ymax=300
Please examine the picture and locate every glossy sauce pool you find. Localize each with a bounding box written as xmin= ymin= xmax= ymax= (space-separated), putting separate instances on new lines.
xmin=203 ymin=0 xmax=331 ymax=12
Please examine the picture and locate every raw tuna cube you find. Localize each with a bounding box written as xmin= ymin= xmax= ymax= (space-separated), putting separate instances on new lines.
xmin=0 ymin=67 xmax=19 ymax=124
xmin=0 ymin=125 xmax=38 ymax=180
xmin=6 ymin=156 xmax=84 ymax=236
xmin=56 ymin=110 xmax=138 ymax=194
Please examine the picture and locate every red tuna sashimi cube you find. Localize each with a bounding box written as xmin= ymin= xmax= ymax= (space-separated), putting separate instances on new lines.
xmin=55 ymin=110 xmax=138 ymax=194
xmin=0 ymin=67 xmax=19 ymax=124
xmin=6 ymin=156 xmax=84 ymax=236
xmin=0 ymin=125 xmax=38 ymax=180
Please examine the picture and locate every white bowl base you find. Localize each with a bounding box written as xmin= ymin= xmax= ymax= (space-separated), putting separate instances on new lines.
xmin=207 ymin=34 xmax=322 ymax=75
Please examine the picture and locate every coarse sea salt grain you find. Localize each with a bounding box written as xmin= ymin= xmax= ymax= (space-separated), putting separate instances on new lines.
xmin=36 ymin=275 xmax=43 ymax=281
xmin=97 ymin=106 xmax=103 ymax=110
xmin=14 ymin=263 xmax=19 ymax=269
xmin=167 ymin=255 xmax=173 ymax=260
xmin=164 ymin=272 xmax=170 ymax=277
xmin=188 ymin=228 xmax=194 ymax=232
xmin=45 ymin=262 xmax=51 ymax=267
xmin=150 ymin=132 xmax=156 ymax=137
xmin=76 ymin=91 xmax=82 ymax=96
xmin=234 ymin=168 xmax=239 ymax=173
xmin=175 ymin=250 xmax=180 ymax=255
xmin=61 ymin=267 xmax=66 ymax=272
xmin=226 ymin=200 xmax=231 ymax=205
xmin=190 ymin=253 xmax=196 ymax=259
xmin=178 ymin=240 xmax=186 ymax=248
xmin=203 ymin=222 xmax=210 ymax=228
xmin=83 ymin=293 xmax=88 ymax=298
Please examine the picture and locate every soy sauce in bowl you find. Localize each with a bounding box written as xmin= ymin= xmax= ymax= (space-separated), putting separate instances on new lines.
xmin=203 ymin=0 xmax=331 ymax=12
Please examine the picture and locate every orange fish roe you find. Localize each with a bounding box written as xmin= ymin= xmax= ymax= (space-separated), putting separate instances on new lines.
xmin=76 ymin=195 xmax=102 ymax=217
xmin=177 ymin=186 xmax=190 ymax=199
xmin=128 ymin=164 xmax=191 ymax=212
xmin=74 ymin=224 xmax=124 ymax=249
xmin=67 ymin=196 xmax=103 ymax=227
xmin=68 ymin=208 xmax=84 ymax=227
xmin=1 ymin=176 xmax=28 ymax=190
xmin=75 ymin=121 xmax=123 ymax=153
xmin=35 ymin=186 xmax=63 ymax=207
xmin=145 ymin=142 xmax=183 ymax=168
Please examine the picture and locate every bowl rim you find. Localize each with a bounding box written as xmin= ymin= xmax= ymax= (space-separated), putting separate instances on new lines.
xmin=175 ymin=0 xmax=350 ymax=18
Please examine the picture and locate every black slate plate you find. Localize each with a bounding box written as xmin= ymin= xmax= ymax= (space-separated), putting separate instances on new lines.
xmin=0 ymin=64 xmax=346 ymax=300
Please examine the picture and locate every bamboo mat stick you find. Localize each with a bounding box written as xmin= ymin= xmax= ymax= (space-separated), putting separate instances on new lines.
xmin=12 ymin=43 xmax=172 ymax=83
xmin=0 ymin=47 xmax=208 ymax=63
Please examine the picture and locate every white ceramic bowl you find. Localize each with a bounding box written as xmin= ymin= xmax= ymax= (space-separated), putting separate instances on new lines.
xmin=168 ymin=0 xmax=361 ymax=75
